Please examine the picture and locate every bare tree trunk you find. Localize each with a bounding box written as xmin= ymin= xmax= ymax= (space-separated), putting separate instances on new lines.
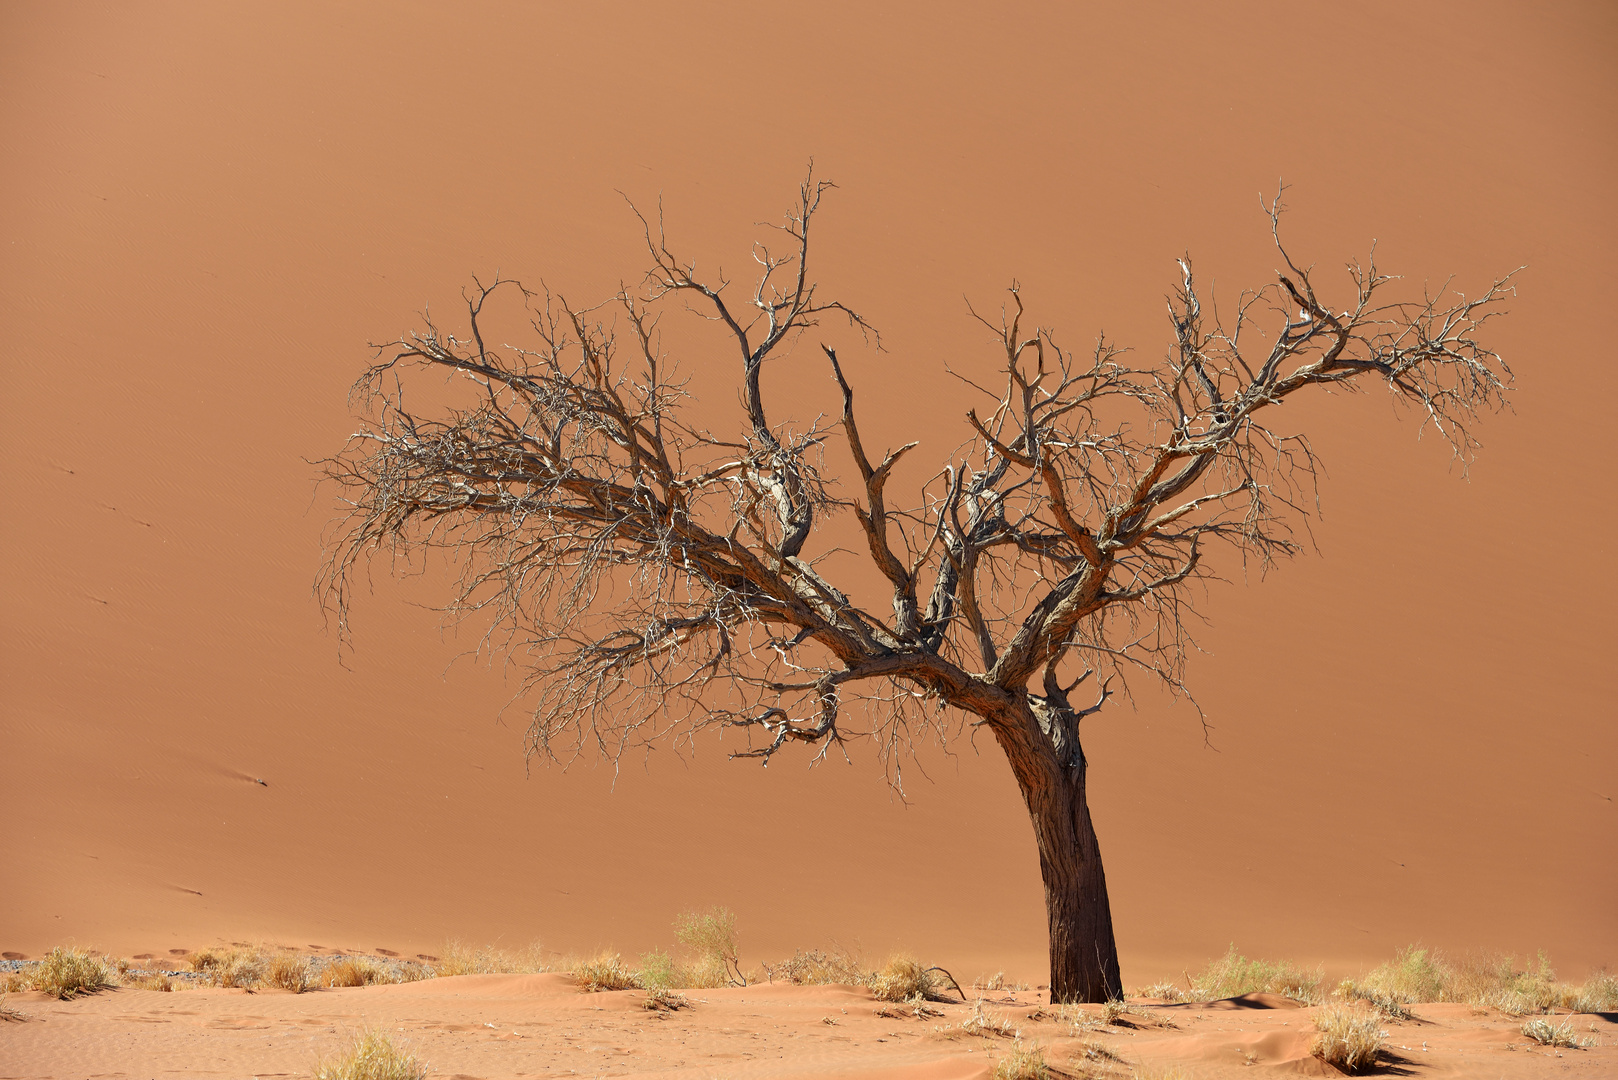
xmin=996 ymin=698 xmax=1123 ymax=1003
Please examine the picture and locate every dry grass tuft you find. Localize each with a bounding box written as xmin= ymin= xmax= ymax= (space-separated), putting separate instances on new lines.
xmin=1521 ymin=1016 xmax=1596 ymax=1048
xmin=763 ymin=947 xmax=867 ymax=987
xmin=266 ymin=954 xmax=312 ymax=993
xmin=1074 ymin=1035 xmax=1126 ymax=1064
xmin=1334 ymin=978 xmax=1413 ymax=1020
xmin=322 ymin=956 xmax=390 ymax=988
xmin=641 ymin=986 xmax=690 ymax=1011
xmin=128 ymin=972 xmax=174 ymax=992
xmin=431 ymin=940 xmax=550 ymax=976
xmin=1351 ymin=946 xmax=1448 ymax=1004
xmin=0 ymin=972 xmax=28 ymax=994
xmin=872 ymin=957 xmax=935 ymax=1002
xmin=0 ymin=994 xmax=30 ymax=1022
xmin=871 ymin=956 xmax=959 ymax=1003
xmin=1573 ymin=972 xmax=1618 ymax=1013
xmin=955 ymin=996 xmax=1020 ymax=1039
xmin=30 ymin=947 xmax=114 ymax=999
xmin=1311 ymin=1004 xmax=1384 ymax=1073
xmin=1189 ymin=945 xmax=1323 ymax=1004
xmin=976 ymin=971 xmax=1031 ymax=992
xmin=1134 ymin=981 xmax=1191 ymax=1002
xmin=1347 ymin=946 xmax=1614 ymax=1015
xmin=314 ymin=1027 xmax=428 ymax=1080
xmin=992 ymin=1037 xmax=1050 ymax=1079
xmin=189 ymin=946 xmax=267 ymax=989
xmin=574 ymin=953 xmax=642 ymax=992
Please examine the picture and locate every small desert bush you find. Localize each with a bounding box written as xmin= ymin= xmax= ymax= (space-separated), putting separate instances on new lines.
xmin=1189 ymin=945 xmax=1323 ymax=1004
xmin=128 ymin=972 xmax=174 ymax=992
xmin=1521 ymin=1016 xmax=1596 ymax=1048
xmin=574 ymin=953 xmax=641 ymax=992
xmin=1352 ymin=946 xmax=1448 ymax=1004
xmin=762 ymin=947 xmax=867 ymax=986
xmin=993 ymin=1037 xmax=1050 ymax=1080
xmin=1311 ymin=1005 xmax=1384 ymax=1073
xmin=0 ymin=971 xmax=27 ymax=994
xmin=314 ymin=1027 xmax=428 ymax=1080
xmin=674 ymin=907 xmax=744 ymax=987
xmin=633 ymin=950 xmax=677 ymax=990
xmin=30 ymin=947 xmax=114 ymax=998
xmin=266 ymin=954 xmax=312 ymax=992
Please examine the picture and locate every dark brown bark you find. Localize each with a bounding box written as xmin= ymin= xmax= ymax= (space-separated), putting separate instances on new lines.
xmin=994 ymin=696 xmax=1122 ymax=1003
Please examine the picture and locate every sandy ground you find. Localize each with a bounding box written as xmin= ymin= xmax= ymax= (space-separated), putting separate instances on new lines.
xmin=4 ymin=977 xmax=1615 ymax=1079
xmin=2 ymin=0 xmax=1614 ymax=1006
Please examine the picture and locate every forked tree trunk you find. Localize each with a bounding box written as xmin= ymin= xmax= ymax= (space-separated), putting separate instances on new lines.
xmin=996 ymin=697 xmax=1123 ymax=1003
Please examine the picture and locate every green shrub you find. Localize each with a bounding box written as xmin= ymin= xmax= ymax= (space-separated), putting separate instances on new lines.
xmin=674 ymin=908 xmax=744 ymax=987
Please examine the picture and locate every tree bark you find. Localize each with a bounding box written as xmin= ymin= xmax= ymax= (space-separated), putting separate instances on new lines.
xmin=995 ymin=697 xmax=1122 ymax=1003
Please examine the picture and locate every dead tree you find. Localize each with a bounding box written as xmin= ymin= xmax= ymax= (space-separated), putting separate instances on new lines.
xmin=319 ymin=171 xmax=1513 ymax=1002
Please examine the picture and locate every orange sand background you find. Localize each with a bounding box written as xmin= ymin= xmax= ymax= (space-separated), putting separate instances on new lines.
xmin=2 ymin=1 xmax=1614 ymax=985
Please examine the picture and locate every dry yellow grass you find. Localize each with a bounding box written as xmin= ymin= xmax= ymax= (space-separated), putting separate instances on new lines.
xmin=431 ymin=940 xmax=550 ymax=976
xmin=1187 ymin=945 xmax=1324 ymax=1004
xmin=322 ymin=957 xmax=388 ymax=988
xmin=189 ymin=946 xmax=268 ymax=988
xmin=573 ymin=953 xmax=641 ymax=992
xmin=314 ymin=1027 xmax=428 ymax=1080
xmin=266 ymin=954 xmax=312 ymax=992
xmin=29 ymin=947 xmax=113 ymax=999
xmin=761 ymin=947 xmax=867 ymax=986
xmin=1344 ymin=946 xmax=1615 ymax=1015
xmin=992 ymin=1037 xmax=1050 ymax=1079
xmin=1333 ymin=978 xmax=1413 ymax=1020
xmin=640 ymin=986 xmax=690 ymax=1011
xmin=0 ymin=994 xmax=30 ymax=1022
xmin=952 ymin=996 xmax=1019 ymax=1039
xmin=1521 ymin=1016 xmax=1597 ymax=1048
xmin=871 ymin=956 xmax=961 ymax=1003
xmin=1311 ymin=1004 xmax=1384 ymax=1073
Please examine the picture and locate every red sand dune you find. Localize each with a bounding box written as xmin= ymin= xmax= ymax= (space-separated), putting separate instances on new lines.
xmin=2 ymin=0 xmax=1614 ymax=1011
